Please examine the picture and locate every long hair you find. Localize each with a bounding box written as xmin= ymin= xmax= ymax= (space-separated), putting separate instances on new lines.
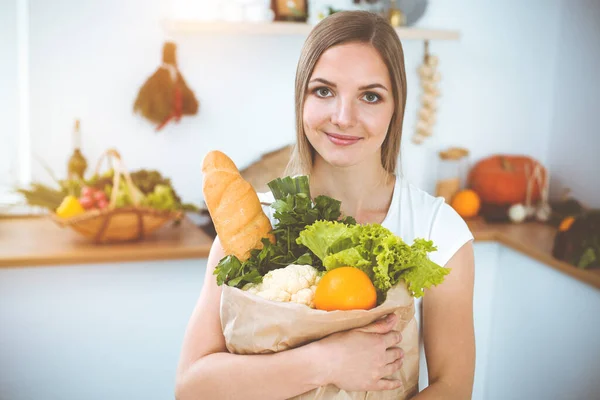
xmin=285 ymin=10 xmax=408 ymax=176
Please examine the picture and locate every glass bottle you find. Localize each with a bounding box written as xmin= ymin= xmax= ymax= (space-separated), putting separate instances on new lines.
xmin=67 ymin=119 xmax=88 ymax=181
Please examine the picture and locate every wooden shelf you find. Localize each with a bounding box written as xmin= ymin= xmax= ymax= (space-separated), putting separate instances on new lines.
xmin=163 ymin=20 xmax=460 ymax=41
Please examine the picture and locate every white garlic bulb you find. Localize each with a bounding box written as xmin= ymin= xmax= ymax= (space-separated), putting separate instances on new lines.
xmin=418 ymin=65 xmax=432 ymax=78
xmin=422 ymin=81 xmax=436 ymax=92
xmin=425 ymin=87 xmax=441 ymax=97
xmin=508 ymin=203 xmax=527 ymax=223
xmin=418 ymin=107 xmax=432 ymax=121
xmin=412 ymin=133 xmax=426 ymax=144
xmin=416 ymin=119 xmax=430 ymax=132
xmin=535 ymin=203 xmax=552 ymax=222
xmin=427 ymin=55 xmax=439 ymax=67
xmin=413 ymin=47 xmax=441 ymax=144
xmin=524 ymin=205 xmax=537 ymax=218
xmin=427 ymin=113 xmax=437 ymax=126
xmin=422 ymin=94 xmax=437 ymax=107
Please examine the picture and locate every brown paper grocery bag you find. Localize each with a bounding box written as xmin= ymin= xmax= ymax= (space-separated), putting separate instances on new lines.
xmin=221 ymin=283 xmax=420 ymax=399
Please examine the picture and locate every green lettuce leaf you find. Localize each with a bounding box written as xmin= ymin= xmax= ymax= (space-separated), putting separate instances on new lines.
xmin=399 ymin=258 xmax=451 ymax=298
xmin=297 ymin=221 xmax=450 ymax=301
xmin=323 ymin=247 xmax=371 ymax=273
xmin=296 ymin=220 xmax=354 ymax=260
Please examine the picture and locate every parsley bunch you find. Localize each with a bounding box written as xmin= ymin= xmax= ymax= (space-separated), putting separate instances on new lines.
xmin=214 ymin=176 xmax=356 ymax=288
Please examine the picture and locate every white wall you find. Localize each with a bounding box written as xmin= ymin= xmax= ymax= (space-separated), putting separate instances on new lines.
xmin=401 ymin=0 xmax=561 ymax=193
xmin=17 ymin=0 xmax=563 ymax=205
xmin=0 ymin=0 xmax=19 ymax=187
xmin=27 ymin=0 xmax=303 ymax=206
xmin=547 ymin=0 xmax=600 ymax=207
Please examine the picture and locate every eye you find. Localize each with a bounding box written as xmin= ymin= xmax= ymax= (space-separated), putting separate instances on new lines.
xmin=313 ymin=87 xmax=333 ymax=98
xmin=363 ymin=92 xmax=381 ymax=104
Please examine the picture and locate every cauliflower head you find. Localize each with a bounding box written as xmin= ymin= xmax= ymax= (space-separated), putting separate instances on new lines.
xmin=242 ymin=264 xmax=321 ymax=308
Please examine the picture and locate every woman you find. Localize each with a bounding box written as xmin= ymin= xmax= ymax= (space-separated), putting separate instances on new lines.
xmin=176 ymin=10 xmax=475 ymax=400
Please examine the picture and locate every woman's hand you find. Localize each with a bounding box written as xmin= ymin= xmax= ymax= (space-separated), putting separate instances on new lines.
xmin=314 ymin=313 xmax=404 ymax=392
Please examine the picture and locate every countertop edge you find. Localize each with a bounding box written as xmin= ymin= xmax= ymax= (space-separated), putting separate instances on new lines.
xmin=2 ymin=217 xmax=599 ymax=291
xmin=0 ymin=247 xmax=212 ymax=268
xmin=469 ymin=229 xmax=600 ymax=291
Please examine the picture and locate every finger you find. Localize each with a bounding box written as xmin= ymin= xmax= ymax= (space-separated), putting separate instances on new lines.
xmin=382 ymin=330 xmax=402 ymax=348
xmin=356 ymin=314 xmax=397 ymax=334
xmin=372 ymin=378 xmax=402 ymax=391
xmin=382 ymin=357 xmax=404 ymax=378
xmin=385 ymin=346 xmax=404 ymax=364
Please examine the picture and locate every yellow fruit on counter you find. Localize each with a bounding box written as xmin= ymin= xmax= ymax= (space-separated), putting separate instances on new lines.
xmin=56 ymin=195 xmax=85 ymax=218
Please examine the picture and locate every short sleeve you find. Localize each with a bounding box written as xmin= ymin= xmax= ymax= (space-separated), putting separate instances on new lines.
xmin=428 ymin=202 xmax=474 ymax=267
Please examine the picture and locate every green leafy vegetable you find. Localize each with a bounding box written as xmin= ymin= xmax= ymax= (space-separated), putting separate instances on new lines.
xmin=297 ymin=220 xmax=449 ymax=300
xmin=213 ymin=176 xmax=355 ymax=288
xmin=214 ymin=175 xmax=450 ymax=302
xmin=294 ymin=220 xmax=350 ymax=261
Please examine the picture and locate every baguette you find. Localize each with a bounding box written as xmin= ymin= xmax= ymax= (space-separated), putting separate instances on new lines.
xmin=202 ymin=150 xmax=275 ymax=261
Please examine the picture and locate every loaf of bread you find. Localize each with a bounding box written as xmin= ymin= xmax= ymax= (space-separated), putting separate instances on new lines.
xmin=202 ymin=150 xmax=275 ymax=261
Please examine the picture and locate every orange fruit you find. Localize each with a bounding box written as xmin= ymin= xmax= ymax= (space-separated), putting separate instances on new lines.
xmin=314 ymin=267 xmax=377 ymax=311
xmin=451 ymin=189 xmax=481 ymax=218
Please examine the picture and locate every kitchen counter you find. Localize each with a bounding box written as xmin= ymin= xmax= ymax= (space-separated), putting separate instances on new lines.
xmin=1 ymin=216 xmax=599 ymax=290
xmin=0 ymin=216 xmax=213 ymax=267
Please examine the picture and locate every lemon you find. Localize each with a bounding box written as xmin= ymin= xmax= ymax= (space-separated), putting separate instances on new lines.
xmin=56 ymin=195 xmax=85 ymax=218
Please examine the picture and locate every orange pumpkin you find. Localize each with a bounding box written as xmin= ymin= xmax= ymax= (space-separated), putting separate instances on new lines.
xmin=467 ymin=155 xmax=547 ymax=206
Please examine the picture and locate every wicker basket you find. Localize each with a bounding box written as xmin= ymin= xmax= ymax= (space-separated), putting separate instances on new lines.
xmin=51 ymin=149 xmax=182 ymax=243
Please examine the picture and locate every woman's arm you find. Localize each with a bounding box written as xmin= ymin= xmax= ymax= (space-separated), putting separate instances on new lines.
xmin=175 ymin=236 xmax=403 ymax=400
xmin=413 ymin=240 xmax=476 ymax=400
xmin=175 ymin=236 xmax=325 ymax=400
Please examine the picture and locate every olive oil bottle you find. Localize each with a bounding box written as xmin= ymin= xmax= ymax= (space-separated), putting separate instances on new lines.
xmin=67 ymin=119 xmax=88 ymax=180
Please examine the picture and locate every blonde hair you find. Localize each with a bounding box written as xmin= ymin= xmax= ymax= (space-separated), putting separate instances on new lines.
xmin=285 ymin=10 xmax=408 ymax=176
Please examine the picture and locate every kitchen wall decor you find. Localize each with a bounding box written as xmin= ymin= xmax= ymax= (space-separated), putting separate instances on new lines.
xmin=133 ymin=42 xmax=199 ymax=132
xmin=272 ymin=0 xmax=308 ymax=21
xmin=412 ymin=40 xmax=441 ymax=144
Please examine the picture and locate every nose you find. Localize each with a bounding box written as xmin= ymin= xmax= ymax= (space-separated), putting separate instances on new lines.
xmin=330 ymin=98 xmax=356 ymax=130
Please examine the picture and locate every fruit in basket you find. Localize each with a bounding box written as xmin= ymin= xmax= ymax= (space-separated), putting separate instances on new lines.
xmin=85 ymin=168 xmax=198 ymax=212
xmin=141 ymin=184 xmax=176 ymax=210
xmin=56 ymin=195 xmax=86 ymax=218
xmin=112 ymin=180 xmax=144 ymax=208
xmin=79 ymin=186 xmax=109 ymax=210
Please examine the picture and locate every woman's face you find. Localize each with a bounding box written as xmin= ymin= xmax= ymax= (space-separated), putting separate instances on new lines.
xmin=303 ymin=42 xmax=395 ymax=170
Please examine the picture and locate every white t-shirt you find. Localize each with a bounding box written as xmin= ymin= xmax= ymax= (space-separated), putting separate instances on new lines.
xmin=257 ymin=175 xmax=474 ymax=388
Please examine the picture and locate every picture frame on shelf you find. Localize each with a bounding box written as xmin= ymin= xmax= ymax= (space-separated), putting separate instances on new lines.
xmin=271 ymin=0 xmax=308 ymax=22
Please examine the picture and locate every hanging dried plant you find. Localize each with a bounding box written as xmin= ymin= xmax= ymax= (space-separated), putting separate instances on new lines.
xmin=133 ymin=42 xmax=199 ymax=131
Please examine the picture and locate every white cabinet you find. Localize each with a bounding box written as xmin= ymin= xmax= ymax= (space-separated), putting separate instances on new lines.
xmin=484 ymin=247 xmax=600 ymax=400
xmin=0 ymin=259 xmax=207 ymax=400
xmin=472 ymin=242 xmax=501 ymax=400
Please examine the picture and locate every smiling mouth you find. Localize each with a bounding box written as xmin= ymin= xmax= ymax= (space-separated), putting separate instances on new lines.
xmin=325 ymin=132 xmax=362 ymax=146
